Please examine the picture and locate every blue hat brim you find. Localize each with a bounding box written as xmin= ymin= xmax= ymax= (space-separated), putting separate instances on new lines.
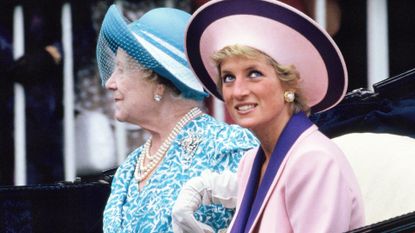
xmin=98 ymin=5 xmax=208 ymax=100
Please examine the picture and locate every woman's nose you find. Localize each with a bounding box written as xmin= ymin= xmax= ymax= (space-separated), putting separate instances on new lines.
xmin=232 ymin=78 xmax=249 ymax=98
xmin=105 ymin=74 xmax=116 ymax=90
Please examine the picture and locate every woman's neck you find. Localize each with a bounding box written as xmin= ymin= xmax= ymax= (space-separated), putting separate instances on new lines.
xmin=253 ymin=111 xmax=292 ymax=159
xmin=146 ymin=100 xmax=201 ymax=152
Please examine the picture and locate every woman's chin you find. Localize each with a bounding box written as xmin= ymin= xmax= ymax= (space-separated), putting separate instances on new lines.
xmin=233 ymin=118 xmax=257 ymax=130
xmin=114 ymin=113 xmax=127 ymax=122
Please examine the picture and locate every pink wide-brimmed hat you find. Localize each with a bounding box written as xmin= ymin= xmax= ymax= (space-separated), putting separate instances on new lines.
xmin=185 ymin=0 xmax=348 ymax=113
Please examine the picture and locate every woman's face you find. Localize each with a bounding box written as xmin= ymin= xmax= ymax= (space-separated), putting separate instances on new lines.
xmin=105 ymin=49 xmax=155 ymax=123
xmin=220 ymin=55 xmax=290 ymax=132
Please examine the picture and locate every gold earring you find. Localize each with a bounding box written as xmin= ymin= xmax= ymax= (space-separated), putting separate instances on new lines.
xmin=284 ymin=91 xmax=295 ymax=103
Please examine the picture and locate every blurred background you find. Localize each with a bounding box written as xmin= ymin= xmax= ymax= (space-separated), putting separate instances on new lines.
xmin=0 ymin=0 xmax=414 ymax=186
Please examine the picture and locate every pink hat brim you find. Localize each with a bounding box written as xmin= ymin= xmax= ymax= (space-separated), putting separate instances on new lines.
xmin=185 ymin=0 xmax=348 ymax=113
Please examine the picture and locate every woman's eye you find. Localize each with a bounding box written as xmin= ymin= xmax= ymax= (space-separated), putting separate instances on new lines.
xmin=249 ymin=70 xmax=262 ymax=78
xmin=115 ymin=66 xmax=124 ymax=74
xmin=222 ymin=74 xmax=235 ymax=83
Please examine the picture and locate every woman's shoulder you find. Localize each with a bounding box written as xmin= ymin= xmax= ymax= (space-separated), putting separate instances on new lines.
xmin=294 ymin=125 xmax=342 ymax=154
xmin=195 ymin=114 xmax=258 ymax=141
xmin=284 ymin=126 xmax=353 ymax=176
xmin=188 ymin=115 xmax=258 ymax=170
xmin=287 ymin=127 xmax=357 ymax=183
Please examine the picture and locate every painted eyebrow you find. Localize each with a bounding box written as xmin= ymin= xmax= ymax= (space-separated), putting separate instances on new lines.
xmin=221 ymin=64 xmax=261 ymax=74
xmin=220 ymin=70 xmax=233 ymax=75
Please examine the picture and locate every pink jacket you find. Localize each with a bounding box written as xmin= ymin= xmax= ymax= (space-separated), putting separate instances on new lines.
xmin=228 ymin=124 xmax=365 ymax=233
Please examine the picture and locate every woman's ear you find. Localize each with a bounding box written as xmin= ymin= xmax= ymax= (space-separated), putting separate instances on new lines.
xmin=154 ymin=83 xmax=166 ymax=99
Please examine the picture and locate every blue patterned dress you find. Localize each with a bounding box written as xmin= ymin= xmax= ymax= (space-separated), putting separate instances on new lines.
xmin=103 ymin=114 xmax=259 ymax=233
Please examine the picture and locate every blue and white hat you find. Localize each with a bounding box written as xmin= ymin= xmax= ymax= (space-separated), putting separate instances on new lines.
xmin=97 ymin=5 xmax=208 ymax=100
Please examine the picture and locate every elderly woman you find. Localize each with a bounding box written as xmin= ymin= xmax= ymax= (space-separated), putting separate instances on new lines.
xmin=96 ymin=5 xmax=258 ymax=233
xmin=177 ymin=0 xmax=365 ymax=232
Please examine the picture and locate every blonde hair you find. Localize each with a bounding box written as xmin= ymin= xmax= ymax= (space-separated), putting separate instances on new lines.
xmin=212 ymin=44 xmax=310 ymax=114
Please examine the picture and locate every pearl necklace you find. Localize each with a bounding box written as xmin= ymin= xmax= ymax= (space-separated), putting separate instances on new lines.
xmin=134 ymin=107 xmax=202 ymax=182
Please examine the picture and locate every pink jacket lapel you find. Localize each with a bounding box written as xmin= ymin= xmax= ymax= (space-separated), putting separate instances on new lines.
xmin=231 ymin=112 xmax=314 ymax=233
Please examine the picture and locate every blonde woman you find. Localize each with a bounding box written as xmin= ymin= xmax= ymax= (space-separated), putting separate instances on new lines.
xmin=177 ymin=0 xmax=365 ymax=232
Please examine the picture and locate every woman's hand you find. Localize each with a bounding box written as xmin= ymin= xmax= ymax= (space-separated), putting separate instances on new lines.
xmin=172 ymin=170 xmax=238 ymax=233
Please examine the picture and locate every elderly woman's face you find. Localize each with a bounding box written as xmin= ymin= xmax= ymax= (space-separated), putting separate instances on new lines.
xmin=220 ymin=54 xmax=290 ymax=132
xmin=105 ymin=49 xmax=155 ymax=123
